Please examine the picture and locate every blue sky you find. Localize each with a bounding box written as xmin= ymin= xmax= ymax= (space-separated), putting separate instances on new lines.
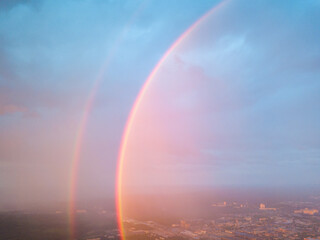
xmin=0 ymin=0 xmax=319 ymax=206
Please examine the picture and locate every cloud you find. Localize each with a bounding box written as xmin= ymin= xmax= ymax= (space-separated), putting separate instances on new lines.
xmin=0 ymin=104 xmax=27 ymax=115
xmin=0 ymin=0 xmax=37 ymax=11
xmin=120 ymin=0 xmax=320 ymax=188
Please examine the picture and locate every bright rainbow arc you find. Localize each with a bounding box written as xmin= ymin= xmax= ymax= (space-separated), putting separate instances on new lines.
xmin=116 ymin=1 xmax=227 ymax=239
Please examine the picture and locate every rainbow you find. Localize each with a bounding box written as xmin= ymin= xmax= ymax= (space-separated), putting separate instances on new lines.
xmin=68 ymin=2 xmax=150 ymax=239
xmin=115 ymin=1 xmax=227 ymax=239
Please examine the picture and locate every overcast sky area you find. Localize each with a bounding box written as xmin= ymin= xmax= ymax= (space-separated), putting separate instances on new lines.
xmin=0 ymin=0 xmax=319 ymax=208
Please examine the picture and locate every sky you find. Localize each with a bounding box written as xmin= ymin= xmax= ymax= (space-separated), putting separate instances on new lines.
xmin=0 ymin=0 xmax=319 ymax=208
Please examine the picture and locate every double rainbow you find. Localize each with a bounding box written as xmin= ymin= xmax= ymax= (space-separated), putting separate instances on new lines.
xmin=68 ymin=1 xmax=227 ymax=239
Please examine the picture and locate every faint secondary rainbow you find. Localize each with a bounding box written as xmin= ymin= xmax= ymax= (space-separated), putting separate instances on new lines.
xmin=68 ymin=2 xmax=150 ymax=239
xmin=115 ymin=1 xmax=227 ymax=239
xmin=68 ymin=82 xmax=98 ymax=240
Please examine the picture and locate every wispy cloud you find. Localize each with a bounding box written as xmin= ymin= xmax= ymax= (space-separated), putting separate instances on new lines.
xmin=0 ymin=104 xmax=27 ymax=115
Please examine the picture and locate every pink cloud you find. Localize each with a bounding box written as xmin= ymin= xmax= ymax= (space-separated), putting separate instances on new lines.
xmin=0 ymin=104 xmax=28 ymax=116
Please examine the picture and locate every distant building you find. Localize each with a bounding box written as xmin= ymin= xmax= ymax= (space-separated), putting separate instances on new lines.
xmin=180 ymin=220 xmax=190 ymax=229
xmin=259 ymin=203 xmax=276 ymax=211
xmin=294 ymin=208 xmax=318 ymax=215
xmin=212 ymin=201 xmax=227 ymax=207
